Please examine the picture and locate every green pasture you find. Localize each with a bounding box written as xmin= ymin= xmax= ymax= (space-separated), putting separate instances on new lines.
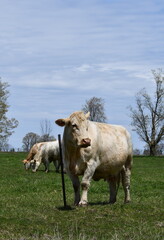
xmin=0 ymin=152 xmax=163 ymax=240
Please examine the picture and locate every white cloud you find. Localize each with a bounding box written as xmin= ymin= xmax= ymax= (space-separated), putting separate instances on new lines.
xmin=74 ymin=64 xmax=93 ymax=72
xmin=6 ymin=61 xmax=157 ymax=100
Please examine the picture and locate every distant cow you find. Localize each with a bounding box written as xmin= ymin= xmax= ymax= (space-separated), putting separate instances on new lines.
xmin=30 ymin=141 xmax=60 ymax=173
xmin=22 ymin=142 xmax=45 ymax=170
xmin=55 ymin=111 xmax=133 ymax=206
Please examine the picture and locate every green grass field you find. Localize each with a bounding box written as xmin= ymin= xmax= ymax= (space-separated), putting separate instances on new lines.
xmin=0 ymin=153 xmax=163 ymax=240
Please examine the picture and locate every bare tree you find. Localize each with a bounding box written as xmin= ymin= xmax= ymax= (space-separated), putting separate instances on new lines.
xmin=22 ymin=132 xmax=40 ymax=152
xmin=0 ymin=80 xmax=19 ymax=150
xmin=129 ymin=69 xmax=164 ymax=156
xmin=40 ymin=119 xmax=56 ymax=142
xmin=82 ymin=97 xmax=107 ymax=123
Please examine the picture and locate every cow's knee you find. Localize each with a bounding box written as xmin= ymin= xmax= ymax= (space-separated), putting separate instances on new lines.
xmin=81 ymin=182 xmax=89 ymax=190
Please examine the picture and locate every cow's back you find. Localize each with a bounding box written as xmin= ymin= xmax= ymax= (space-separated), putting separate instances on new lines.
xmin=96 ymin=122 xmax=132 ymax=157
xmin=42 ymin=141 xmax=59 ymax=161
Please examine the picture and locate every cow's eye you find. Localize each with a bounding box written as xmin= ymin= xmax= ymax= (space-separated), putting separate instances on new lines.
xmin=72 ymin=124 xmax=78 ymax=130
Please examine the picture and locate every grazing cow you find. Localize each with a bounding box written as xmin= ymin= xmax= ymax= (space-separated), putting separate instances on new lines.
xmin=22 ymin=142 xmax=45 ymax=170
xmin=30 ymin=141 xmax=60 ymax=173
xmin=55 ymin=111 xmax=133 ymax=206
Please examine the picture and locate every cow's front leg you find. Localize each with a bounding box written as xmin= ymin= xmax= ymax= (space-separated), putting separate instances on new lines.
xmin=79 ymin=159 xmax=98 ymax=206
xmin=45 ymin=162 xmax=50 ymax=173
xmin=44 ymin=155 xmax=50 ymax=173
xmin=69 ymin=174 xmax=80 ymax=206
xmin=31 ymin=160 xmax=40 ymax=172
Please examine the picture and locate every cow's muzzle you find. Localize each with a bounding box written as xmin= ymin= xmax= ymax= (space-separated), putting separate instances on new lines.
xmin=81 ymin=138 xmax=91 ymax=148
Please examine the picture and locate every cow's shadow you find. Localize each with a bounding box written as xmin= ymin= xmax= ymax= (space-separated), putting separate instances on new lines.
xmin=57 ymin=205 xmax=75 ymax=211
xmin=57 ymin=201 xmax=110 ymax=211
xmin=89 ymin=201 xmax=109 ymax=206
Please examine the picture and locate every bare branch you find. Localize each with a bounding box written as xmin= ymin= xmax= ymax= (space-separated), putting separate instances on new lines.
xmin=129 ymin=69 xmax=164 ymax=155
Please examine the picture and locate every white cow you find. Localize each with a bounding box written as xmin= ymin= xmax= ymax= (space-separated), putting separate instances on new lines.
xmin=30 ymin=141 xmax=60 ymax=173
xmin=55 ymin=111 xmax=133 ymax=206
xmin=22 ymin=142 xmax=46 ymax=170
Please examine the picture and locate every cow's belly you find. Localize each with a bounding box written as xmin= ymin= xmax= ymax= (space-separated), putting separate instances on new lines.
xmin=73 ymin=162 xmax=124 ymax=180
xmin=69 ymin=154 xmax=127 ymax=178
xmin=97 ymin=152 xmax=128 ymax=178
xmin=93 ymin=164 xmax=123 ymax=181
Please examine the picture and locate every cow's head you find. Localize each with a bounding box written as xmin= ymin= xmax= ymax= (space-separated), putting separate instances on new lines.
xmin=30 ymin=159 xmax=37 ymax=172
xmin=55 ymin=111 xmax=91 ymax=148
xmin=22 ymin=159 xmax=31 ymax=170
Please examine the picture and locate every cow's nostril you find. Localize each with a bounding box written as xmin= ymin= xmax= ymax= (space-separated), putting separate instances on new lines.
xmin=82 ymin=138 xmax=91 ymax=146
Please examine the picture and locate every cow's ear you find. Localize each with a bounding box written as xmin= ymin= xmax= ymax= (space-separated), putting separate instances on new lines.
xmin=55 ymin=119 xmax=67 ymax=127
xmin=85 ymin=112 xmax=90 ymax=119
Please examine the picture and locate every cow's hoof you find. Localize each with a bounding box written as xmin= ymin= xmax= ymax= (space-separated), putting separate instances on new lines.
xmin=74 ymin=202 xmax=80 ymax=206
xmin=78 ymin=201 xmax=88 ymax=207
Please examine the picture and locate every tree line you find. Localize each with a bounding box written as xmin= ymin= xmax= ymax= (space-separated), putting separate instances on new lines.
xmin=22 ymin=119 xmax=56 ymax=152
xmin=0 ymin=69 xmax=163 ymax=155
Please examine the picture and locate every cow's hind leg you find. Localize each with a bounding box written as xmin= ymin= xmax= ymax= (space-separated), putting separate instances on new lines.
xmin=53 ymin=160 xmax=59 ymax=172
xmin=55 ymin=160 xmax=61 ymax=173
xmin=107 ymin=176 xmax=118 ymax=204
xmin=121 ymin=166 xmax=131 ymax=203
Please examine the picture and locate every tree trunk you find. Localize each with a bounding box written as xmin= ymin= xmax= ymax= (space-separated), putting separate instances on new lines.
xmin=149 ymin=144 xmax=156 ymax=156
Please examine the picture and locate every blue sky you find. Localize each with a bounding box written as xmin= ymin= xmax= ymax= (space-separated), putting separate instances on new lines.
xmin=0 ymin=0 xmax=164 ymax=150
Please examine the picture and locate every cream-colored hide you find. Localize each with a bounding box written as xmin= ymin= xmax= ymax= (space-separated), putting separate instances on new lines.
xmin=22 ymin=142 xmax=45 ymax=170
xmin=31 ymin=141 xmax=60 ymax=173
xmin=55 ymin=111 xmax=133 ymax=206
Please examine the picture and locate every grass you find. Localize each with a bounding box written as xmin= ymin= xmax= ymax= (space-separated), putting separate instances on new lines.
xmin=0 ymin=153 xmax=163 ymax=240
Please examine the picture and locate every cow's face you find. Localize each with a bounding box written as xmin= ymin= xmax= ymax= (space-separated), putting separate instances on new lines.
xmin=22 ymin=159 xmax=31 ymax=170
xmin=55 ymin=111 xmax=91 ymax=148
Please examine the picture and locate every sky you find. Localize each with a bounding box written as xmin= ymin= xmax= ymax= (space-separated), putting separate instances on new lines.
xmin=0 ymin=0 xmax=164 ymax=150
